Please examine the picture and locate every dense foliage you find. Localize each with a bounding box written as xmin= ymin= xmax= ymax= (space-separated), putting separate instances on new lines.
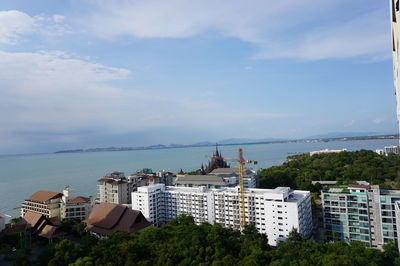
xmin=1 ymin=215 xmax=396 ymax=265
xmin=258 ymin=150 xmax=400 ymax=190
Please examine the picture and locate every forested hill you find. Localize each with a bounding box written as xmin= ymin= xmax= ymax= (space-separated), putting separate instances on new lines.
xmin=258 ymin=150 xmax=400 ymax=191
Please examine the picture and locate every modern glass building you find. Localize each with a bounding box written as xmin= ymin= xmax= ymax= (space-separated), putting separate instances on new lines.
xmin=321 ymin=184 xmax=400 ymax=249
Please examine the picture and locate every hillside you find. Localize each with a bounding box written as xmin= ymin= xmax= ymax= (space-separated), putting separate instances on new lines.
xmin=258 ymin=150 xmax=400 ymax=191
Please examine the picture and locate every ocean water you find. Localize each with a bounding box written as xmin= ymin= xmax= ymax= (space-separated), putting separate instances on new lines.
xmin=0 ymin=138 xmax=397 ymax=218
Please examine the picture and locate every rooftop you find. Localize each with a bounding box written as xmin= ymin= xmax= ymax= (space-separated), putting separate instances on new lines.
xmin=209 ymin=168 xmax=255 ymax=176
xmin=68 ymin=196 xmax=90 ymax=204
xmin=28 ymin=191 xmax=63 ymax=203
xmin=84 ymin=203 xmax=151 ymax=236
xmin=175 ymin=175 xmax=227 ymax=186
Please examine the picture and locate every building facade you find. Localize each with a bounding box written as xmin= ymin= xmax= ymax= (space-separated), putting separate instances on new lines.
xmin=98 ymin=172 xmax=132 ymax=204
xmin=132 ymin=184 xmax=312 ymax=246
xmin=22 ymin=189 xmax=93 ymax=221
xmin=322 ymin=184 xmax=400 ymax=249
xmin=21 ymin=191 xmax=64 ymax=218
xmin=60 ymin=188 xmax=93 ymax=221
xmin=98 ymin=171 xmax=175 ymax=204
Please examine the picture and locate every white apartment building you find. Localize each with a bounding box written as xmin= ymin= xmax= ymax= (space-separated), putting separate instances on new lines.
xmin=132 ymin=184 xmax=312 ymax=246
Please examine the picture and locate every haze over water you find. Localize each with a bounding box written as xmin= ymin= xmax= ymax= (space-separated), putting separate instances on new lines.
xmin=0 ymin=139 xmax=397 ymax=218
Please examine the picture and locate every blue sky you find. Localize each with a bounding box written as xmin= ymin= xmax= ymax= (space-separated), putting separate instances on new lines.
xmin=0 ymin=0 xmax=397 ymax=154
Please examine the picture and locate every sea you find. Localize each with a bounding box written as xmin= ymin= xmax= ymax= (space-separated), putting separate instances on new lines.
xmin=0 ymin=138 xmax=397 ymax=218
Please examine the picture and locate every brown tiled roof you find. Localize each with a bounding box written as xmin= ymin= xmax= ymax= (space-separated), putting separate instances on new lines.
xmin=68 ymin=196 xmax=90 ymax=204
xmin=84 ymin=203 xmax=151 ymax=236
xmin=28 ymin=190 xmax=63 ymax=202
xmin=4 ymin=212 xmax=64 ymax=239
xmin=22 ymin=211 xmax=43 ymax=227
xmin=38 ymin=225 xmax=64 ymax=239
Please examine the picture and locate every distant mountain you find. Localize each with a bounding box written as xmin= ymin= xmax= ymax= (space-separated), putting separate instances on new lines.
xmin=192 ymin=141 xmax=215 ymax=146
xmin=54 ymin=134 xmax=397 ymax=154
xmin=305 ymin=132 xmax=389 ymax=139
xmin=217 ymin=138 xmax=286 ymax=145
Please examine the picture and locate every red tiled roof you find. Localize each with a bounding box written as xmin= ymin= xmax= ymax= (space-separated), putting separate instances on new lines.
xmin=28 ymin=191 xmax=63 ymax=202
xmin=68 ymin=196 xmax=90 ymax=204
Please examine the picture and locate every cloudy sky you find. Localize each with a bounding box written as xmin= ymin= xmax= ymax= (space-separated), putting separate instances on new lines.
xmin=0 ymin=0 xmax=396 ymax=154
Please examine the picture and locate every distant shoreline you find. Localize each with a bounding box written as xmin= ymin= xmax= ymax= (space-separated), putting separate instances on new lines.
xmin=54 ymin=134 xmax=399 ymax=154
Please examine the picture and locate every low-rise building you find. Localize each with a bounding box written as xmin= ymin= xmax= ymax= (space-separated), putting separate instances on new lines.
xmin=322 ymin=184 xmax=400 ymax=249
xmin=2 ymin=212 xmax=64 ymax=242
xmin=83 ymin=203 xmax=152 ymax=237
xmin=21 ymin=191 xmax=64 ymax=218
xmin=132 ymin=184 xmax=312 ymax=246
xmin=60 ymin=188 xmax=93 ymax=221
xmin=376 ymin=146 xmax=400 ymax=156
xmin=309 ymin=149 xmax=347 ymax=156
xmin=22 ymin=189 xmax=93 ymax=221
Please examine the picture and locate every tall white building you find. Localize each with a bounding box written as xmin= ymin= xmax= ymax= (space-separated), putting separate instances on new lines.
xmin=390 ymin=0 xmax=400 ymax=143
xmin=132 ymin=184 xmax=312 ymax=246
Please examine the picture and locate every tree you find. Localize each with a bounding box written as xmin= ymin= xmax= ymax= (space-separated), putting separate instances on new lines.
xmin=286 ymin=227 xmax=303 ymax=242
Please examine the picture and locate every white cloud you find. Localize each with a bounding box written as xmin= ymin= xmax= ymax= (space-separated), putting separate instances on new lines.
xmin=82 ymin=0 xmax=389 ymax=60
xmin=0 ymin=10 xmax=72 ymax=45
xmin=373 ymin=118 xmax=385 ymax=124
xmin=0 ymin=49 xmax=288 ymax=151
xmin=53 ymin=14 xmax=65 ymax=23
xmin=0 ymin=10 xmax=36 ymax=44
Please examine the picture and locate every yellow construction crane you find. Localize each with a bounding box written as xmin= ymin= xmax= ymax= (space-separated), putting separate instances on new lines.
xmin=208 ymin=148 xmax=257 ymax=227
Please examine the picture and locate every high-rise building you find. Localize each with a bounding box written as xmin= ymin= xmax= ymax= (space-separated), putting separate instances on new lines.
xmin=390 ymin=0 xmax=400 ymax=143
xmin=321 ymin=184 xmax=400 ymax=249
xmin=132 ymin=184 xmax=312 ymax=246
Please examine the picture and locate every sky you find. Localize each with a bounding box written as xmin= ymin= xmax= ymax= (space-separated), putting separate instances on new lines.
xmin=0 ymin=0 xmax=397 ymax=154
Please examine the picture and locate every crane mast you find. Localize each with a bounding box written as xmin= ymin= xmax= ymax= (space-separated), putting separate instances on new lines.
xmin=208 ymin=147 xmax=257 ymax=228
